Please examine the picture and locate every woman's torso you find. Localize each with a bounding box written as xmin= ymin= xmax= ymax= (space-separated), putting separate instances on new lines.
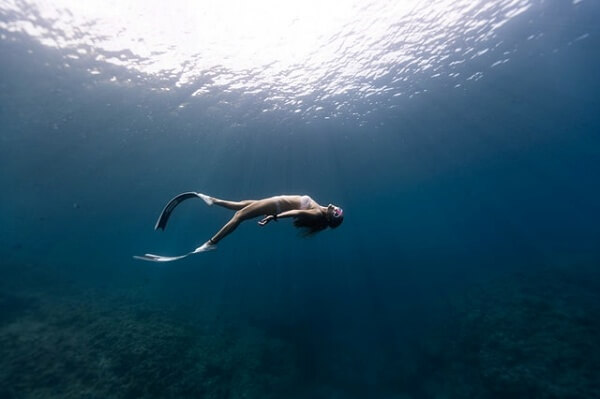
xmin=273 ymin=195 xmax=317 ymax=212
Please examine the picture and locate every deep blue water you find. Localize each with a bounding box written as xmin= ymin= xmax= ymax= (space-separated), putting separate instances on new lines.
xmin=1 ymin=0 xmax=600 ymax=397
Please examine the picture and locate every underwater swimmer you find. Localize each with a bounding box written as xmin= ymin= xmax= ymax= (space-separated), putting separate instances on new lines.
xmin=134 ymin=193 xmax=344 ymax=262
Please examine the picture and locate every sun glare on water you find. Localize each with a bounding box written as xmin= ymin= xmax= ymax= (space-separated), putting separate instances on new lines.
xmin=1 ymin=0 xmax=534 ymax=115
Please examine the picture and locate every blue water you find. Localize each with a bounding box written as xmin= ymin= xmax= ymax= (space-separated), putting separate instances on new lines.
xmin=1 ymin=0 xmax=599 ymax=397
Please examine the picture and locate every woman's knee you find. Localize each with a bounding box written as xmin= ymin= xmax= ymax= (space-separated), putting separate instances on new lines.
xmin=233 ymin=211 xmax=246 ymax=222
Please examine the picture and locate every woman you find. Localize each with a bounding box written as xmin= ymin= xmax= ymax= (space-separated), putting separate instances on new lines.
xmin=134 ymin=192 xmax=344 ymax=262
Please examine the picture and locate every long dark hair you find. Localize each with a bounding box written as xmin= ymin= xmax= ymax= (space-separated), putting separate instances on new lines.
xmin=293 ymin=214 xmax=329 ymax=237
xmin=293 ymin=210 xmax=343 ymax=236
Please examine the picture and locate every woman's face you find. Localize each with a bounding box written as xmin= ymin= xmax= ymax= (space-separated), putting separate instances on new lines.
xmin=327 ymin=204 xmax=343 ymax=218
xmin=326 ymin=204 xmax=344 ymax=228
xmin=326 ymin=204 xmax=335 ymax=217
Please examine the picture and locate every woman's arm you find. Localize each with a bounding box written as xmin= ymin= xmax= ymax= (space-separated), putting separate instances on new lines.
xmin=258 ymin=209 xmax=319 ymax=226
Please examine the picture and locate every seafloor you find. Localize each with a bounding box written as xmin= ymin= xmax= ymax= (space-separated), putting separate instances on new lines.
xmin=1 ymin=261 xmax=598 ymax=398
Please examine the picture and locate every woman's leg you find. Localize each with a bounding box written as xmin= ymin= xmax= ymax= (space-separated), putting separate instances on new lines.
xmin=207 ymin=195 xmax=255 ymax=211
xmin=209 ymin=199 xmax=279 ymax=244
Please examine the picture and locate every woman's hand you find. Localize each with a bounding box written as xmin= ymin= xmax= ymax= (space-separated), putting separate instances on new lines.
xmin=258 ymin=215 xmax=276 ymax=226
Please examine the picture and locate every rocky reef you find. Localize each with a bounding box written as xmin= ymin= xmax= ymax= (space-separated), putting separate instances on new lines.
xmin=0 ymin=260 xmax=598 ymax=398
xmin=0 ymin=286 xmax=299 ymax=398
xmin=441 ymin=264 xmax=600 ymax=397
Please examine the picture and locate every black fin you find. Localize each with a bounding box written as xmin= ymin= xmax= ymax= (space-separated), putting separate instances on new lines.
xmin=154 ymin=192 xmax=201 ymax=230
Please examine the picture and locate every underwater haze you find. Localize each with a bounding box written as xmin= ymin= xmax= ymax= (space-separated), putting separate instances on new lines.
xmin=1 ymin=0 xmax=599 ymax=397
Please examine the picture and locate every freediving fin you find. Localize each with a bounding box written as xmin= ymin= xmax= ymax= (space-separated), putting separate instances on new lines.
xmin=154 ymin=192 xmax=203 ymax=230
